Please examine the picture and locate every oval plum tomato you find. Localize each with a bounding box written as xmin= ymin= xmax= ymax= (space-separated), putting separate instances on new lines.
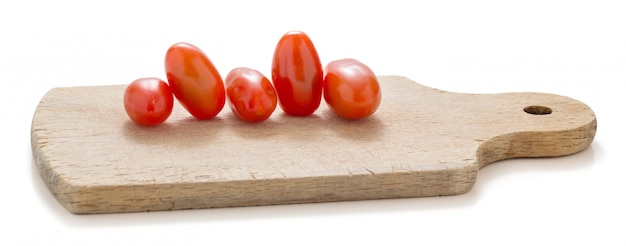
xmin=165 ymin=42 xmax=225 ymax=120
xmin=123 ymin=77 xmax=174 ymax=126
xmin=323 ymin=58 xmax=381 ymax=120
xmin=271 ymin=31 xmax=323 ymax=116
xmin=225 ymin=68 xmax=278 ymax=122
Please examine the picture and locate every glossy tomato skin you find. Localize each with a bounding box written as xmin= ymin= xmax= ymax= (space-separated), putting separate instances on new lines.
xmin=225 ymin=67 xmax=277 ymax=122
xmin=123 ymin=77 xmax=174 ymax=126
xmin=165 ymin=42 xmax=225 ymax=120
xmin=323 ymin=59 xmax=381 ymax=120
xmin=271 ymin=31 xmax=323 ymax=116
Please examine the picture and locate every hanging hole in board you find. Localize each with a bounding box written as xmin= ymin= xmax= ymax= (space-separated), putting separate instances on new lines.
xmin=524 ymin=105 xmax=553 ymax=115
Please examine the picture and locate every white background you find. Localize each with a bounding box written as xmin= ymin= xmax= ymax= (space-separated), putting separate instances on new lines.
xmin=1 ymin=0 xmax=624 ymax=245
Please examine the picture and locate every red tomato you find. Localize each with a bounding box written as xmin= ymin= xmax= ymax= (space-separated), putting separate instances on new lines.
xmin=123 ymin=77 xmax=174 ymax=126
xmin=323 ymin=59 xmax=381 ymax=120
xmin=225 ymin=67 xmax=277 ymax=122
xmin=165 ymin=42 xmax=225 ymax=120
xmin=271 ymin=31 xmax=323 ymax=116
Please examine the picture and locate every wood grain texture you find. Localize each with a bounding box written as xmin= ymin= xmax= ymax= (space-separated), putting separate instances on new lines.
xmin=30 ymin=76 xmax=597 ymax=214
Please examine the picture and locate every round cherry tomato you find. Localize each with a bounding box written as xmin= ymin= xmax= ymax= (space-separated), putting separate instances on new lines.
xmin=323 ymin=58 xmax=381 ymax=120
xmin=271 ymin=31 xmax=323 ymax=116
xmin=123 ymin=77 xmax=174 ymax=126
xmin=225 ymin=67 xmax=277 ymax=122
xmin=165 ymin=42 xmax=225 ymax=120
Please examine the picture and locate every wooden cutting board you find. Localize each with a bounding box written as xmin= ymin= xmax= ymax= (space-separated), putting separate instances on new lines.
xmin=31 ymin=76 xmax=597 ymax=214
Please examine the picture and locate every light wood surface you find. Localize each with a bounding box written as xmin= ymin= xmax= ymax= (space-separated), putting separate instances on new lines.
xmin=30 ymin=76 xmax=597 ymax=214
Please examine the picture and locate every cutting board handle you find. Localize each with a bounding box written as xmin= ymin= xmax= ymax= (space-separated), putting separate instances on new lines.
xmin=471 ymin=91 xmax=597 ymax=167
